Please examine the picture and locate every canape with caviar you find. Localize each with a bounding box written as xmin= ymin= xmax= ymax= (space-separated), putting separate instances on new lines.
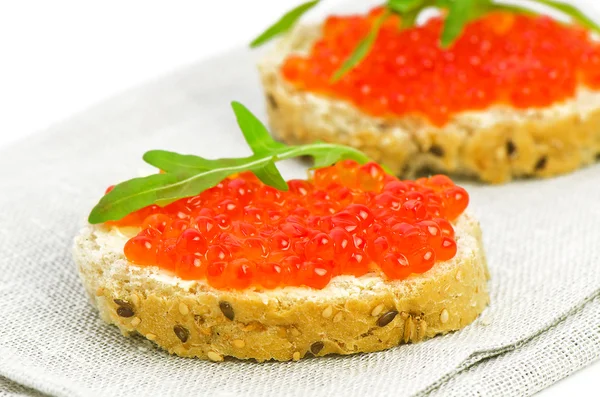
xmin=74 ymin=102 xmax=489 ymax=362
xmin=254 ymin=0 xmax=600 ymax=183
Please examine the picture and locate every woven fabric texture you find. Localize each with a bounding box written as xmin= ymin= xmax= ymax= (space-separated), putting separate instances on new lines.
xmin=1 ymin=19 xmax=600 ymax=397
xmin=430 ymin=296 xmax=600 ymax=396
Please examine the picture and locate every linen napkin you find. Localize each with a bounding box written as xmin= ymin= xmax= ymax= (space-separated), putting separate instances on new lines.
xmin=1 ymin=16 xmax=600 ymax=397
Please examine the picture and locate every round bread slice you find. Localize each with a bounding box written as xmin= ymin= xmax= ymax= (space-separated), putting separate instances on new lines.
xmin=257 ymin=25 xmax=600 ymax=184
xmin=73 ymin=213 xmax=489 ymax=362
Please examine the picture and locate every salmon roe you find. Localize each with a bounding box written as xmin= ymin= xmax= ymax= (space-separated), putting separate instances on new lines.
xmin=281 ymin=8 xmax=600 ymax=126
xmin=112 ymin=161 xmax=468 ymax=290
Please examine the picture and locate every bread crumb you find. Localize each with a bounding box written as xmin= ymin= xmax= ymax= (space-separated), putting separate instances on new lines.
xmin=208 ymin=351 xmax=224 ymax=362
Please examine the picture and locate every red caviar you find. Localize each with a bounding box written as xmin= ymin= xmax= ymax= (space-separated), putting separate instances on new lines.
xmin=114 ymin=161 xmax=468 ymax=290
xmin=281 ymin=8 xmax=600 ymax=126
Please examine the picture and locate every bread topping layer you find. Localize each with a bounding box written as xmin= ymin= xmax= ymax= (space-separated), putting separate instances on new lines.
xmin=110 ymin=161 xmax=468 ymax=290
xmin=281 ymin=8 xmax=600 ymax=126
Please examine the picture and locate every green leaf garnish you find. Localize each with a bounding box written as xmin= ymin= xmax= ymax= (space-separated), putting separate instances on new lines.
xmin=532 ymin=0 xmax=600 ymax=34
xmin=252 ymin=0 xmax=599 ymax=80
xmin=144 ymin=150 xmax=211 ymax=173
xmin=388 ymin=0 xmax=424 ymax=14
xmin=231 ymin=101 xmax=286 ymax=155
xmin=88 ymin=102 xmax=373 ymax=224
xmin=331 ymin=9 xmax=391 ymax=82
xmin=252 ymin=160 xmax=289 ymax=191
xmin=88 ymin=173 xmax=178 ymax=225
xmin=441 ymin=0 xmax=476 ymax=48
xmin=399 ymin=8 xmax=421 ymax=29
xmin=250 ymin=0 xmax=320 ymax=48
xmin=143 ymin=150 xmax=246 ymax=173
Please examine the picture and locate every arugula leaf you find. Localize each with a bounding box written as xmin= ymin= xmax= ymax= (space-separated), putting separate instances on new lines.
xmin=231 ymin=101 xmax=286 ymax=155
xmin=331 ymin=9 xmax=391 ymax=82
xmin=387 ymin=0 xmax=424 ymax=14
xmin=252 ymin=160 xmax=289 ymax=191
xmin=441 ymin=0 xmax=476 ymax=48
xmin=251 ymin=0 xmax=599 ymax=79
xmin=231 ymin=100 xmax=288 ymax=189
xmin=532 ymin=0 xmax=600 ymax=34
xmin=399 ymin=8 xmax=421 ymax=29
xmin=311 ymin=145 xmax=350 ymax=169
xmin=146 ymin=140 xmax=370 ymax=207
xmin=88 ymin=173 xmax=178 ymax=224
xmin=88 ymin=102 xmax=374 ymax=224
xmin=250 ymin=0 xmax=320 ymax=48
xmin=143 ymin=150 xmax=213 ymax=173
xmin=143 ymin=150 xmax=248 ymax=173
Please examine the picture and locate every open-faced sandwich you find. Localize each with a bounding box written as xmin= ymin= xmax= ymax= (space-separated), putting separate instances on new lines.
xmin=254 ymin=0 xmax=600 ymax=183
xmin=73 ymin=102 xmax=489 ymax=362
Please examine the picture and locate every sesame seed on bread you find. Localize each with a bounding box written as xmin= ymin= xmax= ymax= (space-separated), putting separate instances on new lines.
xmin=73 ymin=213 xmax=489 ymax=362
xmin=257 ymin=25 xmax=600 ymax=184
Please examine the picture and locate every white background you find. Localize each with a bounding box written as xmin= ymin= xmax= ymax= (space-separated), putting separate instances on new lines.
xmin=0 ymin=0 xmax=598 ymax=394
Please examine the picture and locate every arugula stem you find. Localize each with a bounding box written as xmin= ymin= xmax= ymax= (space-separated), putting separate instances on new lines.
xmin=152 ymin=142 xmax=369 ymax=202
xmin=88 ymin=102 xmax=376 ymax=224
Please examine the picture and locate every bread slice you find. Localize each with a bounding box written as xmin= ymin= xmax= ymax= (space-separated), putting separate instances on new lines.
xmin=257 ymin=25 xmax=600 ymax=184
xmin=73 ymin=213 xmax=489 ymax=362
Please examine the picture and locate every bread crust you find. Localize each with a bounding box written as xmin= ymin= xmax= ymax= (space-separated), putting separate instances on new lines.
xmin=73 ymin=214 xmax=489 ymax=362
xmin=258 ymin=25 xmax=600 ymax=184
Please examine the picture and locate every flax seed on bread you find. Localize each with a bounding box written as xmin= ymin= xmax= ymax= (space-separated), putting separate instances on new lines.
xmin=257 ymin=25 xmax=600 ymax=184
xmin=73 ymin=213 xmax=489 ymax=362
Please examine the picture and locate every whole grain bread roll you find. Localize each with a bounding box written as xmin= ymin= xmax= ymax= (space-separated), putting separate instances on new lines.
xmin=73 ymin=213 xmax=489 ymax=362
xmin=257 ymin=25 xmax=600 ymax=184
